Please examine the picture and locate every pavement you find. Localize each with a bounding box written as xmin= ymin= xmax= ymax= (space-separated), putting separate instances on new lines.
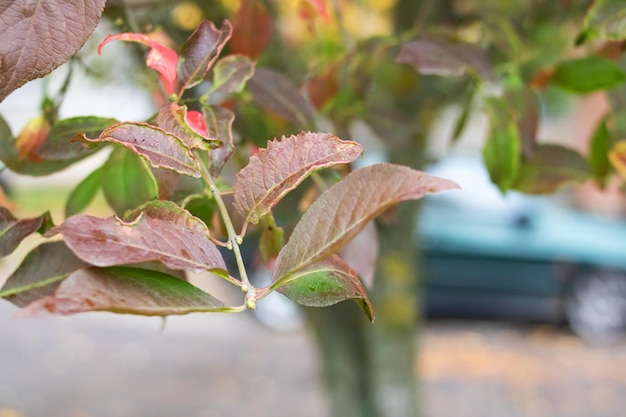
xmin=2 ymin=270 xmax=626 ymax=417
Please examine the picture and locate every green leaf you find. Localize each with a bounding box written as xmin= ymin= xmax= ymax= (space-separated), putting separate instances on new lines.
xmin=576 ymin=0 xmax=626 ymax=45
xmin=550 ymin=57 xmax=626 ymax=94
xmin=75 ymin=122 xmax=202 ymax=177
xmin=16 ymin=266 xmax=228 ymax=317
xmin=65 ymin=168 xmax=103 ymax=217
xmin=272 ymin=163 xmax=459 ymax=285
xmin=259 ymin=214 xmax=283 ymax=265
xmin=589 ymin=117 xmax=613 ymax=187
xmin=181 ymin=193 xmax=216 ymax=227
xmin=0 ymin=241 xmax=88 ymax=307
xmin=450 ymin=85 xmax=475 ymax=144
xmin=483 ymin=97 xmax=521 ymax=193
xmin=0 ymin=208 xmax=53 ymax=257
xmin=512 ymin=145 xmax=591 ymax=194
xmin=209 ymin=54 xmax=255 ymax=96
xmin=203 ymin=104 xmax=236 ymax=176
xmin=275 ymin=255 xmax=374 ymax=321
xmin=102 ymin=147 xmax=158 ymax=216
xmin=36 ymin=116 xmax=117 ymax=161
xmin=0 ymin=113 xmax=94 ymax=176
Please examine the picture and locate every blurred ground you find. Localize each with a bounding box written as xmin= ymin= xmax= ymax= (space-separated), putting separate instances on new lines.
xmin=2 ymin=298 xmax=626 ymax=417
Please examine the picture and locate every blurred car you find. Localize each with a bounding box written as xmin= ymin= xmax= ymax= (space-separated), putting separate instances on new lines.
xmin=419 ymin=153 xmax=626 ymax=344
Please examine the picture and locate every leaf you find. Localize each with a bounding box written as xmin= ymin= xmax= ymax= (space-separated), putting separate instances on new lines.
xmin=15 ymin=115 xmax=50 ymax=161
xmin=99 ymin=33 xmax=179 ymax=95
xmin=450 ymin=85 xmax=475 ymax=144
xmin=589 ymin=117 xmax=613 ymax=187
xmin=300 ymin=0 xmax=331 ymax=22
xmin=0 ymin=241 xmax=88 ymax=307
xmin=37 ymin=116 xmax=117 ymax=161
xmin=181 ymin=194 xmax=216 ymax=227
xmin=550 ymin=56 xmax=626 ymax=94
xmin=75 ymin=122 xmax=202 ymax=177
xmin=513 ymin=145 xmax=590 ymax=194
xmin=233 ymin=132 xmax=364 ymax=224
xmin=51 ymin=200 xmax=227 ymax=274
xmin=396 ymin=34 xmax=494 ymax=81
xmin=203 ymin=105 xmax=236 ymax=176
xmin=156 ymin=103 xmax=221 ymax=150
xmin=272 ymin=163 xmax=459 ymax=284
xmin=276 ymin=255 xmax=374 ymax=321
xmin=179 ymin=20 xmax=233 ymax=91
xmin=209 ymin=54 xmax=255 ymax=96
xmin=17 ymin=266 xmax=227 ymax=317
xmin=609 ymin=140 xmax=626 ymax=180
xmin=0 ymin=208 xmax=52 ymax=257
xmin=259 ymin=214 xmax=284 ymax=266
xmin=576 ymin=0 xmax=626 ymax=45
xmin=65 ymin=167 xmax=103 ymax=217
xmin=0 ymin=0 xmax=107 ymax=102
xmin=230 ymin=0 xmax=273 ymax=59
xmin=102 ymin=148 xmax=158 ymax=216
xmin=338 ymin=220 xmax=378 ymax=289
xmin=483 ymin=97 xmax=521 ymax=193
xmin=247 ymin=68 xmax=315 ymax=128
xmin=0 ymin=114 xmax=97 ymax=176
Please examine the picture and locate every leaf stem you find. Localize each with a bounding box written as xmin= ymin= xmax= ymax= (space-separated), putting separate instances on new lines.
xmin=0 ymin=274 xmax=67 ymax=299
xmin=193 ymin=150 xmax=257 ymax=308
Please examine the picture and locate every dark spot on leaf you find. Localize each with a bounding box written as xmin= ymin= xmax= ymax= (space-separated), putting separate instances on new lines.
xmin=309 ymin=285 xmax=316 ymax=292
xmin=181 ymin=249 xmax=190 ymax=257
xmin=84 ymin=298 xmax=95 ymax=307
xmin=92 ymin=230 xmax=108 ymax=243
xmin=20 ymin=5 xmax=36 ymax=18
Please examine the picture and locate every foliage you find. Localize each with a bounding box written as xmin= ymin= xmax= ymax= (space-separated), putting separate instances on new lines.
xmin=0 ymin=4 xmax=457 ymax=320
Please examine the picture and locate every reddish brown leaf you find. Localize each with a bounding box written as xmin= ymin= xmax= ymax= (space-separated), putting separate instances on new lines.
xmin=0 ymin=208 xmax=52 ymax=257
xmin=156 ymin=103 xmax=221 ymax=150
xmin=396 ymin=34 xmax=494 ymax=81
xmin=203 ymin=105 xmax=236 ymax=176
xmin=17 ymin=266 xmax=227 ymax=317
xmin=99 ymin=32 xmax=179 ymax=95
xmin=275 ymin=254 xmax=374 ymax=321
xmin=306 ymin=65 xmax=339 ymax=110
xmin=231 ymin=0 xmax=272 ymax=59
xmin=75 ymin=122 xmax=202 ymax=177
xmin=273 ymin=163 xmax=459 ymax=283
xmin=51 ymin=201 xmax=227 ymax=273
xmin=233 ymin=132 xmax=363 ymax=224
xmin=0 ymin=242 xmax=88 ymax=307
xmin=0 ymin=0 xmax=106 ymax=102
xmin=248 ymin=68 xmax=315 ymax=128
xmin=179 ymin=20 xmax=233 ymax=91
xmin=338 ymin=220 xmax=378 ymax=288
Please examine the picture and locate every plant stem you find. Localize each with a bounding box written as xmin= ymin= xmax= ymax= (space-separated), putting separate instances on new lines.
xmin=193 ymin=150 xmax=257 ymax=308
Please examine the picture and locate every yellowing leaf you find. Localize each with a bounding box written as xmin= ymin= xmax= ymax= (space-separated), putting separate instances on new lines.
xmin=609 ymin=140 xmax=626 ymax=180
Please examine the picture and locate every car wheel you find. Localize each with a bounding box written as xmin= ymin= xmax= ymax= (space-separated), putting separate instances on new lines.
xmin=565 ymin=270 xmax=626 ymax=345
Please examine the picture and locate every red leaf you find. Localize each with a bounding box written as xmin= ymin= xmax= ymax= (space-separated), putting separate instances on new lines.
xmin=300 ymin=0 xmax=331 ymax=22
xmin=231 ymin=0 xmax=273 ymax=59
xmin=396 ymin=34 xmax=494 ymax=80
xmin=275 ymin=254 xmax=374 ymax=321
xmin=17 ymin=266 xmax=227 ymax=317
xmin=179 ymin=20 xmax=233 ymax=91
xmin=273 ymin=164 xmax=459 ymax=284
xmin=99 ymin=33 xmax=179 ymax=95
xmin=51 ymin=201 xmax=227 ymax=273
xmin=156 ymin=103 xmax=220 ymax=150
xmin=0 ymin=0 xmax=106 ymax=102
xmin=233 ymin=132 xmax=363 ymax=224
xmin=75 ymin=122 xmax=202 ymax=177
xmin=248 ymin=68 xmax=315 ymax=128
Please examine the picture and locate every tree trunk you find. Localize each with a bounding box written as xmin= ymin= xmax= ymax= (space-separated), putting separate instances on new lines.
xmin=306 ymin=147 xmax=422 ymax=417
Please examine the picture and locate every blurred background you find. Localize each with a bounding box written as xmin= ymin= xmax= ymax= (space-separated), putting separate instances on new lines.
xmin=3 ymin=0 xmax=626 ymax=416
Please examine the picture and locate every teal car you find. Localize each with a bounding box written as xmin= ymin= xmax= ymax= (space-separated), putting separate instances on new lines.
xmin=419 ymin=154 xmax=626 ymax=344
